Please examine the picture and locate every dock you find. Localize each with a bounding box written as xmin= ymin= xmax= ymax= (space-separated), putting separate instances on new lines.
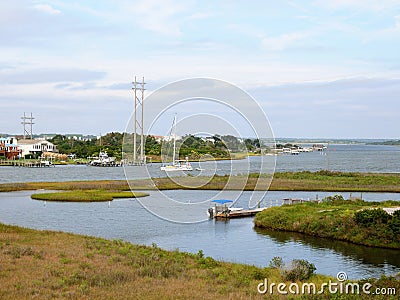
xmin=282 ymin=198 xmax=319 ymax=205
xmin=0 ymin=160 xmax=54 ymax=167
xmin=87 ymin=162 xmax=123 ymax=167
xmin=214 ymin=207 xmax=268 ymax=219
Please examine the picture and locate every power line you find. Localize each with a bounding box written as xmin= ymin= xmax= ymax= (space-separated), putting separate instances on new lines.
xmin=21 ymin=112 xmax=34 ymax=139
xmin=132 ymin=76 xmax=146 ymax=164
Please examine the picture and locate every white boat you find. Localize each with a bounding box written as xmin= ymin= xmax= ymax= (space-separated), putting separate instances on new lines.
xmin=89 ymin=151 xmax=116 ymax=166
xmin=40 ymin=160 xmax=52 ymax=167
xmin=207 ymin=199 xmax=243 ymax=218
xmin=160 ymin=116 xmax=193 ymax=172
xmin=291 ymin=149 xmax=300 ymax=155
xmin=313 ymin=144 xmax=327 ymax=151
xmin=161 ymin=159 xmax=193 ymax=171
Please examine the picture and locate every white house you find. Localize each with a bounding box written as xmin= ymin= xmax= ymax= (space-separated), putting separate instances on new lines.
xmin=17 ymin=139 xmax=58 ymax=158
xmin=0 ymin=137 xmax=17 ymax=145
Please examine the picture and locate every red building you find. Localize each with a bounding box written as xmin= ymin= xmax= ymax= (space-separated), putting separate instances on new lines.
xmin=0 ymin=138 xmax=21 ymax=159
xmin=0 ymin=142 xmax=5 ymax=158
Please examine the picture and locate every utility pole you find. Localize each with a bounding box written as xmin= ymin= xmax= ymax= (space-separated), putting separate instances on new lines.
xmin=140 ymin=76 xmax=145 ymax=163
xmin=21 ymin=112 xmax=34 ymax=139
xmin=132 ymin=76 xmax=146 ymax=164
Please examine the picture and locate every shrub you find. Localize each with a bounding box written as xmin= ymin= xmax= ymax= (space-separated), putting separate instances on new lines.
xmin=322 ymin=194 xmax=345 ymax=203
xmin=315 ymin=170 xmax=345 ymax=176
xmin=269 ymin=256 xmax=284 ymax=269
xmin=389 ymin=210 xmax=400 ymax=235
xmin=354 ymin=208 xmax=391 ymax=226
xmin=281 ymin=259 xmax=316 ymax=282
xmin=269 ymin=257 xmax=316 ymax=281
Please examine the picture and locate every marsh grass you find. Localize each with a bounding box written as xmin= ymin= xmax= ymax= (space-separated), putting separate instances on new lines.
xmin=30 ymin=190 xmax=149 ymax=202
xmin=254 ymin=198 xmax=400 ymax=249
xmin=0 ymin=223 xmax=285 ymax=299
xmin=272 ymin=171 xmax=400 ymax=192
xmin=1 ymin=223 xmax=399 ymax=299
xmin=2 ymin=171 xmax=400 ymax=193
xmin=0 ymin=180 xmax=130 ymax=192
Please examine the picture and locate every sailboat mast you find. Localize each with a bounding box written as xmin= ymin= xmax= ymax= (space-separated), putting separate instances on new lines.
xmin=172 ymin=115 xmax=177 ymax=163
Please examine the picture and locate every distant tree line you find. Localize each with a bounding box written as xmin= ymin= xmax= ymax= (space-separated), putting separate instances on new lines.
xmin=50 ymin=132 xmax=263 ymax=159
xmin=50 ymin=132 xmax=123 ymax=159
xmin=275 ymin=143 xmax=300 ymax=149
xmin=369 ymin=140 xmax=400 ymax=146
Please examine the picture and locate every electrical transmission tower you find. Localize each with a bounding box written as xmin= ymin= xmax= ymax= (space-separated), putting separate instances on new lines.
xmin=132 ymin=76 xmax=146 ymax=165
xmin=21 ymin=112 xmax=34 ymax=139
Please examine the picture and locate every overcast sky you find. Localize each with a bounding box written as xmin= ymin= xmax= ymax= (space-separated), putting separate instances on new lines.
xmin=0 ymin=0 xmax=399 ymax=139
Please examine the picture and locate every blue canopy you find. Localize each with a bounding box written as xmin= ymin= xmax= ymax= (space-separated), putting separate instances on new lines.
xmin=211 ymin=199 xmax=233 ymax=204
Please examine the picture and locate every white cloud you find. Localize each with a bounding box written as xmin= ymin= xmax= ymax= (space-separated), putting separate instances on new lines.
xmin=0 ymin=68 xmax=106 ymax=84
xmin=186 ymin=12 xmax=214 ymax=21
xmin=226 ymin=23 xmax=318 ymax=53
xmin=248 ymin=76 xmax=400 ymax=138
xmin=0 ymin=0 xmax=399 ymax=138
xmin=126 ymin=0 xmax=191 ymax=36
xmin=313 ymin=0 xmax=400 ymax=11
xmin=395 ymin=15 xmax=400 ymax=29
xmin=33 ymin=4 xmax=61 ymax=15
xmin=362 ymin=14 xmax=400 ymax=41
xmin=261 ymin=31 xmax=314 ymax=52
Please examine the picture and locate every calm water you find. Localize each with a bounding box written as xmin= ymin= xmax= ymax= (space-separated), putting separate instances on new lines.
xmin=0 ymin=144 xmax=399 ymax=184
xmin=0 ymin=190 xmax=400 ymax=279
xmin=0 ymin=143 xmax=399 ymax=279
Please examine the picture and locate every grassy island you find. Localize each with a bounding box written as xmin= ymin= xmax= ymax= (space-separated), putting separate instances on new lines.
xmin=1 ymin=171 xmax=400 ymax=193
xmin=271 ymin=171 xmax=400 ymax=192
xmin=254 ymin=196 xmax=400 ymax=249
xmin=30 ymin=190 xmax=149 ymax=202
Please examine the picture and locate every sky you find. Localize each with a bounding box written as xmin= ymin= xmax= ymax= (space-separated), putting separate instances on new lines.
xmin=0 ymin=0 xmax=399 ymax=139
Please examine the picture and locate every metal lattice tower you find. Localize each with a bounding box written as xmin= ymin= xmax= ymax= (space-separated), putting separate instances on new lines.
xmin=21 ymin=112 xmax=34 ymax=139
xmin=132 ymin=76 xmax=146 ymax=164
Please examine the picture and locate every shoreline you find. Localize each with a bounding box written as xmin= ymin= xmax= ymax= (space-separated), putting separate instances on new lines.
xmin=1 ymin=171 xmax=400 ymax=193
xmin=30 ymin=190 xmax=149 ymax=202
xmin=1 ymin=222 xmax=398 ymax=299
xmin=0 ymin=222 xmax=313 ymax=299
xmin=254 ymin=199 xmax=400 ymax=250
xmin=0 ymin=152 xmax=258 ymax=167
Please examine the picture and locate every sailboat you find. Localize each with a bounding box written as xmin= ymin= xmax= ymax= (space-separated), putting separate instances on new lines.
xmin=160 ymin=116 xmax=193 ymax=171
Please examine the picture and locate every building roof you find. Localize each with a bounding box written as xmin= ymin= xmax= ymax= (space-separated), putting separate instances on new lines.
xmin=17 ymin=139 xmax=39 ymax=145
xmin=17 ymin=139 xmax=54 ymax=145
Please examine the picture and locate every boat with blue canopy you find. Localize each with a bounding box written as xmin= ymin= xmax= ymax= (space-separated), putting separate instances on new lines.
xmin=208 ymin=199 xmax=243 ymax=218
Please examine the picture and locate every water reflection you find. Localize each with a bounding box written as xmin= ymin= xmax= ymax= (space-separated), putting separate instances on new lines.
xmin=1 ymin=189 xmax=400 ymax=279
xmin=255 ymin=228 xmax=400 ymax=271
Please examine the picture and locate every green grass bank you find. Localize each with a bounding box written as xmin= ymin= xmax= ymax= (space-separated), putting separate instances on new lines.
xmin=30 ymin=190 xmax=149 ymax=202
xmin=1 ymin=171 xmax=400 ymax=193
xmin=254 ymin=197 xmax=400 ymax=249
xmin=1 ymin=223 xmax=399 ymax=299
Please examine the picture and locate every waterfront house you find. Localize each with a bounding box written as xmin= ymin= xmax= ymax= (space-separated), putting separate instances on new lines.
xmin=151 ymin=135 xmax=165 ymax=143
xmin=0 ymin=137 xmax=21 ymax=159
xmin=17 ymin=139 xmax=58 ymax=158
xmin=0 ymin=140 xmax=6 ymax=158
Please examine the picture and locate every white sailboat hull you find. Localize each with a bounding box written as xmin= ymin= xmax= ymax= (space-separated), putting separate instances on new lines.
xmin=161 ymin=164 xmax=193 ymax=171
xmin=160 ymin=115 xmax=193 ymax=172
